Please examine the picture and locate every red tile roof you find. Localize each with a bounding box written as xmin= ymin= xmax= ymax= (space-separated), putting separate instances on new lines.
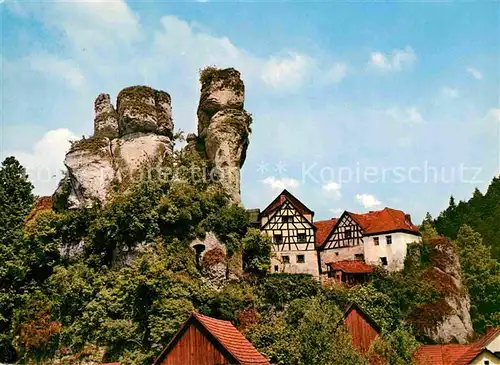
xmin=414 ymin=327 xmax=500 ymax=365
xmin=260 ymin=189 xmax=313 ymax=218
xmin=314 ymin=218 xmax=338 ymax=247
xmin=414 ymin=344 xmax=473 ymax=365
xmin=473 ymin=327 xmax=500 ymax=348
xmin=348 ymin=207 xmax=420 ymax=235
xmin=193 ymin=313 xmax=271 ymax=365
xmin=327 ymin=260 xmax=373 ymax=274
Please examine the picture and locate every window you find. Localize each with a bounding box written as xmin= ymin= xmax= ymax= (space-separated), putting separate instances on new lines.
xmin=297 ymin=255 xmax=305 ymax=263
xmin=274 ymin=265 xmax=279 ymax=272
xmin=484 ymin=361 xmax=489 ymax=365
xmin=282 ymin=255 xmax=290 ymax=264
xmin=335 ymin=252 xmax=339 ymax=256
xmin=345 ymin=229 xmax=352 ymax=238
xmin=274 ymin=234 xmax=283 ymax=244
xmin=373 ymin=237 xmax=380 ymax=245
xmin=386 ymin=235 xmax=392 ymax=244
xmin=355 ymin=254 xmax=365 ymax=261
xmin=380 ymin=257 xmax=388 ymax=266
xmin=297 ymin=233 xmax=307 ymax=242
xmin=282 ymin=216 xmax=291 ymax=223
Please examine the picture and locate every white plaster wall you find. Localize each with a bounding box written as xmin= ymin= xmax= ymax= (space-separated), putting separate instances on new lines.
xmin=487 ymin=332 xmax=500 ymax=353
xmin=364 ymin=232 xmax=421 ymax=271
xmin=271 ymin=250 xmax=319 ymax=277
xmin=470 ymin=351 xmax=500 ymax=365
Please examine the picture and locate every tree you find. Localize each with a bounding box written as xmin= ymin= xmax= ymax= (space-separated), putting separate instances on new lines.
xmin=242 ymin=229 xmax=271 ymax=275
xmin=0 ymin=156 xmax=34 ymax=243
xmin=0 ymin=157 xmax=34 ymax=362
xmin=454 ymin=224 xmax=500 ymax=332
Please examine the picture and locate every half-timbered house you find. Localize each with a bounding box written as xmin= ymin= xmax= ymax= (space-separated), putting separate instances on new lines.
xmin=317 ymin=208 xmax=421 ymax=275
xmin=259 ymin=189 xmax=319 ymax=277
xmin=153 ymin=313 xmax=270 ymax=365
xmin=258 ymin=191 xmax=420 ymax=277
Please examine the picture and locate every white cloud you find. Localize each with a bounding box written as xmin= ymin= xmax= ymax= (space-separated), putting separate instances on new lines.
xmin=322 ymin=181 xmax=342 ymax=199
xmin=441 ymin=87 xmax=459 ymax=99
xmin=261 ymin=52 xmax=315 ymax=89
xmin=386 ymin=106 xmax=424 ymax=124
xmin=369 ymin=46 xmax=416 ymax=71
xmin=262 ymin=176 xmax=300 ymax=190
xmin=329 ymin=208 xmax=344 ymax=216
xmin=466 ymin=67 xmax=482 ymax=80
xmin=325 ymin=63 xmax=348 ymax=83
xmin=487 ymin=108 xmax=500 ymax=122
xmin=9 ymin=129 xmax=77 ymax=196
xmin=29 ymin=54 xmax=86 ymax=89
xmin=45 ymin=0 xmax=140 ymax=48
xmin=356 ymin=194 xmax=382 ymax=208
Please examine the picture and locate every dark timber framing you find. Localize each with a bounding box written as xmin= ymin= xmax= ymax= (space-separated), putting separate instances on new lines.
xmin=261 ymin=200 xmax=316 ymax=252
xmin=322 ymin=212 xmax=364 ymax=249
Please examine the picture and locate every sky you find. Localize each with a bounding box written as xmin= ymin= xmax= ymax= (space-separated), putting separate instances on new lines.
xmin=1 ymin=0 xmax=499 ymax=222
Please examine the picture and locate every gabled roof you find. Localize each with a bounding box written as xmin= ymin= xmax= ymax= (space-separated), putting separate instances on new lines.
xmin=414 ymin=327 xmax=500 ymax=365
xmin=340 ymin=302 xmax=381 ymax=333
xmin=455 ymin=348 xmax=500 ymax=365
xmin=327 ymin=260 xmax=373 ymax=274
xmin=260 ymin=189 xmax=313 ymax=218
xmin=473 ymin=326 xmax=500 ymax=348
xmin=153 ymin=313 xmax=270 ymax=365
xmin=314 ymin=218 xmax=338 ymax=247
xmin=414 ymin=344 xmax=473 ymax=365
xmin=348 ymin=207 xmax=420 ymax=236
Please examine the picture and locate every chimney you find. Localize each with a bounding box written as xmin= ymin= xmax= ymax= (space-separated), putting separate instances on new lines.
xmin=405 ymin=214 xmax=412 ymax=225
xmin=486 ymin=324 xmax=493 ymax=334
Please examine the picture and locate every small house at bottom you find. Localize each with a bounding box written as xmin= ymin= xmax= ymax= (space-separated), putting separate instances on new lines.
xmin=414 ymin=326 xmax=500 ymax=365
xmin=153 ymin=313 xmax=270 ymax=365
xmin=340 ymin=302 xmax=381 ymax=353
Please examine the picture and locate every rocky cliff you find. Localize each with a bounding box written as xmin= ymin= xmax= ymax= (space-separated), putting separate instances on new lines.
xmin=55 ymin=86 xmax=174 ymax=208
xmin=54 ymin=68 xmax=251 ymax=208
xmin=189 ymin=67 xmax=252 ymax=204
xmin=409 ymin=237 xmax=474 ymax=344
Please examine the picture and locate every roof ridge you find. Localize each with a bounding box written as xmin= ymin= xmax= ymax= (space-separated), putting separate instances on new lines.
xmin=193 ymin=312 xmax=269 ymax=364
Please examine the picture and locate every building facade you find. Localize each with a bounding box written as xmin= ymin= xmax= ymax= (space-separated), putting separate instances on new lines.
xmin=259 ymin=190 xmax=421 ymax=278
xmin=259 ymin=190 xmax=319 ymax=277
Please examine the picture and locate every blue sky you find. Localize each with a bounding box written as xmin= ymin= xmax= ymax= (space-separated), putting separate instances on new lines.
xmin=1 ymin=0 xmax=499 ymax=222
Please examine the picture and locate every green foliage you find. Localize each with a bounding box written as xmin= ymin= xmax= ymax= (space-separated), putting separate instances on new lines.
xmin=0 ymin=157 xmax=34 ymax=362
xmin=256 ymin=274 xmax=321 ymax=310
xmin=246 ymin=296 xmax=368 ymax=365
xmin=435 ymin=177 xmax=500 ymax=259
xmin=329 ymin=284 xmax=399 ymax=331
xmin=369 ymin=324 xmax=420 ymax=365
xmin=0 ymin=156 xmax=34 ymax=243
xmin=209 ymin=282 xmax=255 ymax=322
xmin=454 ymin=225 xmax=500 ymax=332
xmin=242 ymin=229 xmax=272 ymax=275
